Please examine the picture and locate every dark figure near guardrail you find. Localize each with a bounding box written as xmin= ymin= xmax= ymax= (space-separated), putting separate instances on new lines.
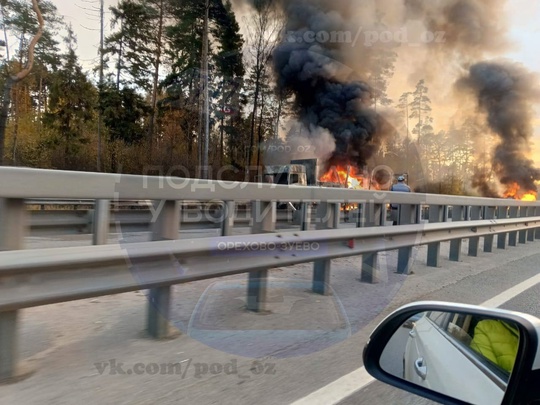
xmin=390 ymin=176 xmax=412 ymax=225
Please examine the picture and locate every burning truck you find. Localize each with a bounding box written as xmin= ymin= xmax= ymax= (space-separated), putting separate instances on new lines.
xmin=261 ymin=158 xmax=366 ymax=189
xmin=261 ymin=158 xmax=393 ymax=190
xmin=260 ymin=158 xmax=396 ymax=220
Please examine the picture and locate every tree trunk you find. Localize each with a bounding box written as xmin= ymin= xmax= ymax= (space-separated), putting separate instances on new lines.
xmin=0 ymin=77 xmax=13 ymax=164
xmin=116 ymin=19 xmax=124 ymax=90
xmin=147 ymin=0 xmax=165 ymax=162
xmin=220 ymin=112 xmax=225 ymax=167
xmin=274 ymin=88 xmax=284 ymax=139
xmin=0 ymin=0 xmax=44 ymax=165
xmin=11 ymin=85 xmax=20 ymax=165
xmin=248 ymin=69 xmax=262 ymax=171
xmin=256 ymin=89 xmax=266 ymax=168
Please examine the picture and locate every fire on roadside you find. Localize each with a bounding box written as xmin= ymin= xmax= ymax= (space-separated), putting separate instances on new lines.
xmin=319 ymin=165 xmax=366 ymax=212
xmin=319 ymin=165 xmax=365 ymax=189
xmin=503 ymin=183 xmax=537 ymax=201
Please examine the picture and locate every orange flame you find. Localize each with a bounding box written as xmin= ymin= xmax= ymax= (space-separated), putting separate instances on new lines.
xmin=319 ymin=165 xmax=365 ymax=189
xmin=503 ymin=183 xmax=537 ymax=201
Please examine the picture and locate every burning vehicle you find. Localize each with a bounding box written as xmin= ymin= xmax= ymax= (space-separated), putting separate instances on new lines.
xmin=260 ymin=158 xmax=394 ymax=220
xmin=261 ymin=158 xmax=375 ymax=190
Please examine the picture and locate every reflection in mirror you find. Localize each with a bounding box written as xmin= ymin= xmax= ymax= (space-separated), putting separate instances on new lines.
xmin=380 ymin=311 xmax=520 ymax=405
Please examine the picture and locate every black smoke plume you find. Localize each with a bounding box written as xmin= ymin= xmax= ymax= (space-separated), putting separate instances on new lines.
xmin=457 ymin=61 xmax=540 ymax=195
xmin=273 ymin=0 xmax=387 ymax=170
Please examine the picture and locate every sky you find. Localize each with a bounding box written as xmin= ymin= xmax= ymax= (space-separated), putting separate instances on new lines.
xmin=53 ymin=0 xmax=117 ymax=74
xmin=51 ymin=0 xmax=540 ymax=158
xmin=54 ymin=0 xmax=540 ymax=72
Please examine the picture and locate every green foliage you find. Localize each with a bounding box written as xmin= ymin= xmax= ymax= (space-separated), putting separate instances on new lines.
xmin=43 ymin=26 xmax=97 ymax=166
xmin=104 ymin=0 xmax=159 ymax=90
xmin=99 ymin=83 xmax=150 ymax=145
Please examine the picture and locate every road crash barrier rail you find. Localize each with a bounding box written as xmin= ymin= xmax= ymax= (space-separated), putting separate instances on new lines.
xmin=27 ymin=207 xmax=320 ymax=236
xmin=1 ymin=167 xmax=540 ymax=382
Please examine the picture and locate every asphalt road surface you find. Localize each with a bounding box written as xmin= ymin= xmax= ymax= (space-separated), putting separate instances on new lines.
xmin=2 ymin=234 xmax=540 ymax=405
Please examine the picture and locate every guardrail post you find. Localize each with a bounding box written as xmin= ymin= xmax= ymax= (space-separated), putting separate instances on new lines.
xmin=247 ymin=201 xmax=276 ymax=312
xmin=468 ymin=206 xmax=481 ymax=257
xmin=483 ymin=206 xmax=496 ymax=253
xmin=221 ymin=201 xmax=235 ymax=236
xmin=300 ymin=202 xmax=312 ymax=231
xmin=427 ymin=205 xmax=444 ymax=267
xmin=0 ymin=198 xmax=32 ymax=382
xmin=535 ymin=206 xmax=540 ymax=240
xmin=508 ymin=207 xmax=519 ymax=246
xmin=527 ymin=207 xmax=536 ymax=242
xmin=518 ymin=207 xmax=529 ymax=244
xmin=397 ymin=204 xmax=418 ymax=274
xmin=449 ymin=206 xmax=465 ymax=262
xmin=497 ymin=206 xmax=509 ymax=249
xmin=92 ymin=199 xmax=110 ymax=245
xmin=313 ymin=202 xmax=339 ymax=294
xmin=147 ymin=200 xmax=181 ymax=339
xmin=361 ymin=202 xmax=383 ymax=283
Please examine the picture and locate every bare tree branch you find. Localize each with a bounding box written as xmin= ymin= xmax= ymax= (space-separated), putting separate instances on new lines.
xmin=0 ymin=0 xmax=45 ymax=165
xmin=12 ymin=0 xmax=44 ymax=81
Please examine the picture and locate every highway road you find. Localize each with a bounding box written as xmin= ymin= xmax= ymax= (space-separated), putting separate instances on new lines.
xmin=337 ymin=252 xmax=540 ymax=405
xmin=1 ymin=234 xmax=540 ymax=405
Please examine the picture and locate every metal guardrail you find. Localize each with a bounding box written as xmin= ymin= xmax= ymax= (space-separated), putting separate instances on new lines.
xmin=27 ymin=208 xmax=315 ymax=235
xmin=1 ymin=216 xmax=538 ymax=312
xmin=1 ymin=167 xmax=540 ymax=382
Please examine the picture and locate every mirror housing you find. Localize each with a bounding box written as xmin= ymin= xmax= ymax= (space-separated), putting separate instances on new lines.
xmin=363 ymin=302 xmax=540 ymax=405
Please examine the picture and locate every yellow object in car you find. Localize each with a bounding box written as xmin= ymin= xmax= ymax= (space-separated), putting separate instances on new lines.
xmin=469 ymin=320 xmax=520 ymax=373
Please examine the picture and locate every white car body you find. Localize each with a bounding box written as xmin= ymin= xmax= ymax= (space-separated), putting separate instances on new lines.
xmin=403 ymin=314 xmax=506 ymax=405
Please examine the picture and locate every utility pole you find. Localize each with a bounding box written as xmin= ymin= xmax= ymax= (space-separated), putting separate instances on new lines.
xmin=201 ymin=0 xmax=210 ymax=179
xmin=97 ymin=0 xmax=104 ymax=172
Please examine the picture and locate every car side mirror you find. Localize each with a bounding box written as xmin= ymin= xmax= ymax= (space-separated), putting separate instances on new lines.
xmin=363 ymin=302 xmax=540 ymax=405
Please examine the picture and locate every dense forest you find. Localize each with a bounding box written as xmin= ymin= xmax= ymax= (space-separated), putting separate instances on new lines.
xmin=0 ymin=0 xmax=490 ymax=195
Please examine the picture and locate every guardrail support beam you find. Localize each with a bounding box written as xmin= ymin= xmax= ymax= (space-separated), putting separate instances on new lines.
xmin=527 ymin=207 xmax=536 ymax=242
xmin=483 ymin=206 xmax=495 ymax=253
xmin=509 ymin=207 xmax=519 ymax=246
xmin=535 ymin=207 xmax=540 ymax=240
xmin=92 ymin=199 xmax=110 ymax=245
xmin=247 ymin=270 xmax=268 ymax=312
xmin=147 ymin=200 xmax=181 ymax=339
xmin=221 ymin=201 xmax=235 ymax=237
xmin=361 ymin=202 xmax=383 ymax=283
xmin=427 ymin=205 xmax=444 ymax=267
xmin=0 ymin=311 xmax=19 ymax=382
xmin=497 ymin=207 xmax=509 ymax=249
xmin=300 ymin=202 xmax=312 ymax=231
xmin=0 ymin=198 xmax=31 ymax=382
xmin=0 ymin=198 xmax=26 ymax=251
xmin=251 ymin=201 xmax=276 ymax=234
xmin=449 ymin=206 xmax=465 ymax=262
xmin=519 ymin=207 xmax=529 ymax=244
xmin=313 ymin=202 xmax=339 ymax=294
xmin=397 ymin=204 xmax=417 ymax=274
xmin=247 ymin=201 xmax=276 ymax=311
xmin=147 ymin=287 xmax=172 ymax=339
xmin=468 ymin=206 xmax=481 ymax=257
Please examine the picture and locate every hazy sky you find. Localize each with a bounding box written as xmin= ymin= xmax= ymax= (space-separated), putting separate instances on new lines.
xmin=54 ymin=0 xmax=540 ymax=72
xmin=53 ymin=0 xmax=540 ymax=156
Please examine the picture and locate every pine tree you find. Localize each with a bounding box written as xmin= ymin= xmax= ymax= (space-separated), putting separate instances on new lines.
xmin=409 ymin=79 xmax=432 ymax=147
xmin=43 ymin=26 xmax=97 ymax=169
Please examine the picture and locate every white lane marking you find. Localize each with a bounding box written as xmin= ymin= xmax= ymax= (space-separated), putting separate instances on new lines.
xmin=481 ymin=273 xmax=540 ymax=308
xmin=290 ymin=367 xmax=374 ymax=405
xmin=291 ymin=272 xmax=540 ymax=405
